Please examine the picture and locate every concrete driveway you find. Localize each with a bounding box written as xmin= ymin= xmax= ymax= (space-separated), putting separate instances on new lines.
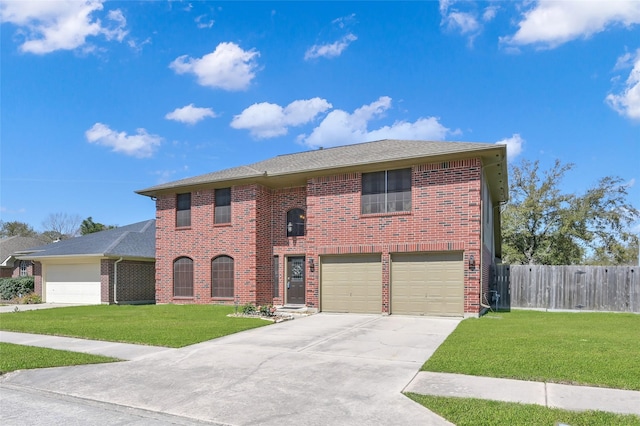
xmin=1 ymin=313 xmax=460 ymax=425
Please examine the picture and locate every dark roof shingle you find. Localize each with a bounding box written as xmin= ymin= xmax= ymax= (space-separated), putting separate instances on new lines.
xmin=137 ymin=139 xmax=507 ymax=198
xmin=17 ymin=220 xmax=155 ymax=260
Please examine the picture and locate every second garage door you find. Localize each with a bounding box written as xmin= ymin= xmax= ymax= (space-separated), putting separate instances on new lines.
xmin=391 ymin=252 xmax=463 ymax=316
xmin=45 ymin=263 xmax=101 ymax=304
xmin=321 ymin=255 xmax=382 ymax=313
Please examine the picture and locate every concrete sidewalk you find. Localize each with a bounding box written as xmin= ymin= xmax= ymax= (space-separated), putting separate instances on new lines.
xmin=2 ymin=318 xmax=639 ymax=421
xmin=0 ymin=331 xmax=174 ymax=361
xmin=405 ymin=371 xmax=640 ymax=416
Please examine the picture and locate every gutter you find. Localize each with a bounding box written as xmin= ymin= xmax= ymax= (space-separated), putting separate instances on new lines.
xmin=114 ymin=257 xmax=123 ymax=305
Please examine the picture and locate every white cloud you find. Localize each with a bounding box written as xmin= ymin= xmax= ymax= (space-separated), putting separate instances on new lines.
xmin=0 ymin=0 xmax=127 ymax=54
xmin=496 ymin=133 xmax=524 ymax=160
xmin=439 ymin=0 xmax=492 ymax=44
xmin=606 ymin=49 xmax=640 ymax=120
xmin=445 ymin=11 xmax=480 ymax=35
xmin=298 ymin=97 xmax=451 ymax=148
xmin=231 ymin=98 xmax=332 ymax=139
xmin=85 ymin=123 xmax=162 ymax=158
xmin=482 ymin=5 xmax=498 ymax=22
xmin=170 ymin=42 xmax=259 ymax=91
xmin=195 ymin=14 xmax=214 ymax=29
xmin=501 ymin=0 xmax=640 ymax=49
xmin=305 ymin=33 xmax=357 ymax=60
xmin=165 ymin=104 xmax=217 ymax=125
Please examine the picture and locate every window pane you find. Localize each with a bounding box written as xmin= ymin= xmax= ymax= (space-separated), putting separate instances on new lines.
xmin=176 ymin=209 xmax=191 ymax=227
xmin=176 ymin=193 xmax=191 ymax=227
xmin=173 ymin=257 xmax=193 ymax=297
xmin=387 ymin=169 xmax=411 ymax=193
xmin=215 ymin=205 xmax=231 ymax=224
xmin=212 ymin=256 xmax=234 ymax=298
xmin=362 ymin=171 xmax=385 ymax=195
xmin=215 ymin=188 xmax=231 ymax=224
xmin=286 ymin=208 xmax=305 ymax=237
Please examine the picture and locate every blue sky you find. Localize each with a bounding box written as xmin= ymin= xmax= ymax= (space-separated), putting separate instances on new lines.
xmin=1 ymin=0 xmax=639 ymax=231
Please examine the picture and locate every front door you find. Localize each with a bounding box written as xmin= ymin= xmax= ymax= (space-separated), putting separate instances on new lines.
xmin=286 ymin=256 xmax=305 ymax=305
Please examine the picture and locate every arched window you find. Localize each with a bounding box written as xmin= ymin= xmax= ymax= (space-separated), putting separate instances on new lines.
xmin=19 ymin=260 xmax=29 ymax=277
xmin=212 ymin=256 xmax=234 ymax=298
xmin=286 ymin=208 xmax=305 ymax=237
xmin=173 ymin=257 xmax=193 ymax=297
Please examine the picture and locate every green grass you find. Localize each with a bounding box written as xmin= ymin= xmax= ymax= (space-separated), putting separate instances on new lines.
xmin=422 ymin=310 xmax=640 ymax=390
xmin=406 ymin=394 xmax=640 ymax=426
xmin=0 ymin=304 xmax=270 ymax=348
xmin=0 ymin=342 xmax=119 ymax=373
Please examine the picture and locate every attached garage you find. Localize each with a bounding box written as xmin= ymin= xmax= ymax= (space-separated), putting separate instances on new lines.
xmin=45 ymin=262 xmax=101 ymax=304
xmin=321 ymin=254 xmax=382 ymax=313
xmin=391 ymin=252 xmax=463 ymax=317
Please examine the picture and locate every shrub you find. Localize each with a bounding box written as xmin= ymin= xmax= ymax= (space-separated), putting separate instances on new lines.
xmin=241 ymin=303 xmax=257 ymax=315
xmin=260 ymin=304 xmax=276 ymax=317
xmin=20 ymin=293 xmax=42 ymax=304
xmin=0 ymin=277 xmax=35 ymax=300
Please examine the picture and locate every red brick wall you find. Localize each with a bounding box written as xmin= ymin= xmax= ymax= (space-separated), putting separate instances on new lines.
xmin=156 ymin=185 xmax=264 ymax=305
xmin=154 ymin=158 xmax=487 ymax=314
xmin=33 ymin=262 xmax=42 ymax=297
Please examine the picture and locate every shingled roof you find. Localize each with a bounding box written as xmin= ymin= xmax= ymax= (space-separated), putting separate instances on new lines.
xmin=0 ymin=236 xmax=47 ymax=267
xmin=17 ymin=220 xmax=155 ymax=260
xmin=136 ymin=139 xmax=508 ymax=201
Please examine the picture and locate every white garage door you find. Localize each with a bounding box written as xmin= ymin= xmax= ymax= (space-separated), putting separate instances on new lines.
xmin=45 ymin=263 xmax=101 ymax=304
xmin=391 ymin=252 xmax=463 ymax=316
xmin=321 ymin=255 xmax=382 ymax=314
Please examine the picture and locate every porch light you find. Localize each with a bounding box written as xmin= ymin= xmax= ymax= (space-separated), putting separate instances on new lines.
xmin=287 ymin=222 xmax=293 ymax=234
xmin=469 ymin=255 xmax=476 ymax=270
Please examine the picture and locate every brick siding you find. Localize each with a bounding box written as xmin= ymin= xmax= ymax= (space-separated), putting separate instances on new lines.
xmin=154 ymin=157 xmax=492 ymax=315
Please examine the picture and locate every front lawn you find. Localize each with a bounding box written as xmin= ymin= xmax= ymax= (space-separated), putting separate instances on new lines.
xmin=407 ymin=394 xmax=640 ymax=426
xmin=0 ymin=342 xmax=119 ymax=373
xmin=422 ymin=310 xmax=640 ymax=390
xmin=0 ymin=304 xmax=270 ymax=348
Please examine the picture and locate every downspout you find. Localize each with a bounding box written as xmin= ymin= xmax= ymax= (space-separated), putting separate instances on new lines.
xmin=113 ymin=257 xmax=123 ymax=305
xmin=478 ymin=169 xmax=491 ymax=313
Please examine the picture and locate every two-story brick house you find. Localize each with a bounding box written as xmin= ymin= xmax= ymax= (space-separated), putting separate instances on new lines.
xmin=137 ymin=139 xmax=508 ymax=317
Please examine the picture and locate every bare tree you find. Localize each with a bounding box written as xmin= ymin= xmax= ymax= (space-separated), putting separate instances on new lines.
xmin=41 ymin=213 xmax=82 ymax=242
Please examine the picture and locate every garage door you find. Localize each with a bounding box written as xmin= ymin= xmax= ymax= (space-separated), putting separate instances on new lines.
xmin=391 ymin=252 xmax=463 ymax=316
xmin=321 ymin=255 xmax=382 ymax=313
xmin=45 ymin=263 xmax=101 ymax=304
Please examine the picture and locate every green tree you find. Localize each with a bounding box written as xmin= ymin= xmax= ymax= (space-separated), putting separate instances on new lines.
xmin=0 ymin=220 xmax=38 ymax=238
xmin=80 ymin=217 xmax=115 ymax=235
xmin=502 ymin=159 xmax=638 ymax=265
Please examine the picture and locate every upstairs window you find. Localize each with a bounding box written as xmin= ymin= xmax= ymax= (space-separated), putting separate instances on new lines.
xmin=176 ymin=193 xmax=191 ymax=227
xmin=215 ymin=188 xmax=231 ymax=224
xmin=286 ymin=208 xmax=305 ymax=237
xmin=361 ymin=168 xmax=411 ymax=214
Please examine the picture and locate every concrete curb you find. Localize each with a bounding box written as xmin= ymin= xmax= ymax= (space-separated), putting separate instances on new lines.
xmin=405 ymin=371 xmax=640 ymax=416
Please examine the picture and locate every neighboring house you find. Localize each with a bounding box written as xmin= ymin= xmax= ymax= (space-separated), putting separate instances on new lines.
xmin=0 ymin=236 xmax=47 ymax=278
xmin=137 ymin=139 xmax=508 ymax=317
xmin=17 ymin=220 xmax=156 ymax=305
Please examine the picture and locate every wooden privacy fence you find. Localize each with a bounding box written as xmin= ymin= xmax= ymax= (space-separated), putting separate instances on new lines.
xmin=492 ymin=265 xmax=640 ymax=313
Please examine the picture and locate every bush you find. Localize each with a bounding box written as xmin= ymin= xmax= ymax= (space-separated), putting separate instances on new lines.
xmin=241 ymin=303 xmax=257 ymax=315
xmin=0 ymin=277 xmax=35 ymax=300
xmin=19 ymin=292 xmax=42 ymax=304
